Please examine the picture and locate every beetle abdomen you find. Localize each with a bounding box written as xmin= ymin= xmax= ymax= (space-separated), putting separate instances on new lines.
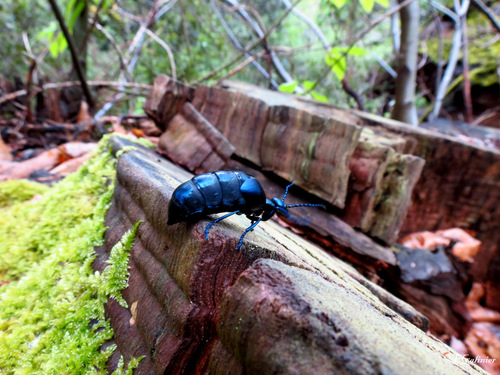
xmin=167 ymin=171 xmax=266 ymax=225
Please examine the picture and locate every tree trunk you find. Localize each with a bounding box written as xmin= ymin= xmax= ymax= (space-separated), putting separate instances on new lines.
xmin=392 ymin=0 xmax=419 ymax=125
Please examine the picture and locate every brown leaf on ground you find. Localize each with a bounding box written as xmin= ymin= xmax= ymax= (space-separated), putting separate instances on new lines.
xmin=401 ymin=228 xmax=481 ymax=262
xmin=0 ymin=142 xmax=97 ymax=181
xmin=50 ymin=152 xmax=92 ymax=176
xmin=436 ymin=228 xmax=481 ymax=262
xmin=58 ymin=141 xmax=97 ymax=158
xmin=0 ymin=137 xmax=12 ymax=161
xmin=0 ymin=148 xmax=61 ymax=181
xmin=466 ymin=283 xmax=500 ymax=323
xmin=465 ymin=322 xmax=500 ymax=374
xmin=400 ymin=231 xmax=449 ymax=250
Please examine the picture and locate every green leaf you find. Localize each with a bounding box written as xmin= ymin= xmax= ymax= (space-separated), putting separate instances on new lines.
xmin=359 ymin=0 xmax=375 ymax=12
xmin=303 ymin=80 xmax=316 ymax=91
xmin=329 ymin=0 xmax=347 ymax=8
xmin=49 ymin=33 xmax=68 ymax=57
xmin=311 ymin=91 xmax=328 ymax=103
xmin=331 ymin=58 xmax=346 ymax=81
xmin=35 ymin=23 xmax=57 ymax=42
xmin=325 ymin=48 xmax=347 ymax=81
xmin=347 ymin=46 xmax=367 ymax=56
xmin=67 ymin=0 xmax=86 ymax=31
xmin=279 ymin=81 xmax=297 ymax=93
xmin=374 ymin=0 xmax=390 ymax=7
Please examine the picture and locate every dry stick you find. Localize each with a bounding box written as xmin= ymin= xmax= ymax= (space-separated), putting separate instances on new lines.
xmin=78 ymin=0 xmax=105 ymax=53
xmin=0 ymin=81 xmax=153 ymax=106
xmin=304 ymin=0 xmax=420 ymax=95
xmin=47 ymin=0 xmax=94 ymax=108
xmin=144 ymin=28 xmax=177 ymax=80
xmin=472 ymin=0 xmax=500 ymax=34
xmin=224 ymin=0 xmax=294 ymax=83
xmin=428 ymin=0 xmax=470 ymax=121
xmin=192 ymin=0 xmax=303 ymax=85
xmin=25 ymin=59 xmax=37 ymax=123
xmin=461 ymin=12 xmax=473 ymax=123
xmin=210 ymin=0 xmax=279 ymax=89
xmin=92 ymin=20 xmax=133 ymax=82
xmin=220 ymin=50 xmax=267 ymax=81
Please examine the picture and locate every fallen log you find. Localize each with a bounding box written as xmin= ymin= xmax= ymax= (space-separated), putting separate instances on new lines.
xmin=93 ymin=136 xmax=486 ymax=374
xmin=143 ymin=76 xmax=424 ymax=245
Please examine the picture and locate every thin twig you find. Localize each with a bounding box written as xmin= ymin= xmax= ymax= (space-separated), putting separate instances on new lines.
xmin=223 ymin=0 xmax=294 ymax=83
xmin=461 ymin=10 xmax=473 ymax=123
xmin=220 ymin=50 xmax=267 ymax=80
xmin=281 ymin=0 xmax=329 ymax=48
xmin=305 ymin=0 xmax=420 ymax=94
xmin=91 ymin=19 xmax=133 ymax=82
xmin=144 ymin=28 xmax=177 ymax=80
xmin=192 ymin=0 xmax=303 ymax=85
xmin=428 ymin=0 xmax=470 ymax=120
xmin=210 ymin=0 xmax=279 ymax=88
xmin=0 ymin=81 xmax=153 ymax=106
xmin=79 ymin=0 xmax=105 ymax=53
xmin=47 ymin=0 xmax=94 ymax=107
xmin=472 ymin=0 xmax=500 ymax=34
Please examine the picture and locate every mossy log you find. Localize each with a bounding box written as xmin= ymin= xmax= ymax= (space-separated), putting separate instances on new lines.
xmin=93 ymin=136 xmax=486 ymax=374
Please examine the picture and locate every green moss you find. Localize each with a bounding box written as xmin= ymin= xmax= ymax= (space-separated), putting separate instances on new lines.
xmin=101 ymin=221 xmax=141 ymax=309
xmin=0 ymin=135 xmax=145 ymax=374
xmin=0 ymin=179 xmax=49 ymax=208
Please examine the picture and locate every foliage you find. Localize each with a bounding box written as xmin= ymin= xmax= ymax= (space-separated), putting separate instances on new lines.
xmin=1 ymin=0 xmax=497 ymax=119
xmin=0 ymin=135 xmax=145 ymax=374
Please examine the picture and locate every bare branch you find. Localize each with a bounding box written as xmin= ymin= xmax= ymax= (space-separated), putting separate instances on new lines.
xmin=471 ymin=0 xmax=500 ymax=33
xmin=144 ymin=28 xmax=177 ymax=80
xmin=223 ymin=0 xmax=294 ymax=83
xmin=192 ymin=0 xmax=303 ymax=85
xmin=92 ymin=20 xmax=133 ymax=82
xmin=428 ymin=0 xmax=470 ymax=121
xmin=305 ymin=0 xmax=420 ymax=94
xmin=281 ymin=0 xmax=329 ymax=48
xmin=210 ymin=0 xmax=279 ymax=89
xmin=0 ymin=81 xmax=152 ymax=106
xmin=47 ymin=0 xmax=94 ymax=107
xmin=461 ymin=11 xmax=473 ymax=123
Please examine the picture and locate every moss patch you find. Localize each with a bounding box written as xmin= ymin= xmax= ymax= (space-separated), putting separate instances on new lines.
xmin=0 ymin=179 xmax=49 ymax=208
xmin=0 ymin=135 xmax=145 ymax=374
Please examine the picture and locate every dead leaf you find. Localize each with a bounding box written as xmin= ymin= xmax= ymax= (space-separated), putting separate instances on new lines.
xmin=50 ymin=152 xmax=92 ymax=176
xmin=0 ymin=137 xmax=12 ymax=161
xmin=436 ymin=228 xmax=481 ymax=262
xmin=466 ymin=283 xmax=500 ymax=323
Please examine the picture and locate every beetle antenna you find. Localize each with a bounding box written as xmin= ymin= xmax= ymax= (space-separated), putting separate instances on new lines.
xmin=286 ymin=203 xmax=326 ymax=209
xmin=282 ymin=181 xmax=295 ymax=202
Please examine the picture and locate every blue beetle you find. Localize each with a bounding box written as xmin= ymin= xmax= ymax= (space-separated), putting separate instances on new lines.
xmin=167 ymin=171 xmax=324 ymax=249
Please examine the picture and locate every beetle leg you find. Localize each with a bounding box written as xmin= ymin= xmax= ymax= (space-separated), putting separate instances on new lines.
xmin=237 ymin=218 xmax=262 ymax=250
xmin=205 ymin=211 xmax=240 ymax=239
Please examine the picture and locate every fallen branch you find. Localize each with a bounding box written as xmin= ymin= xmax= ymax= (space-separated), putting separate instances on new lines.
xmin=0 ymin=81 xmax=153 ymax=106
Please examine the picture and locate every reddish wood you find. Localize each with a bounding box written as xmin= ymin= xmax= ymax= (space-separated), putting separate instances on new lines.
xmin=143 ymin=75 xmax=194 ymax=131
xmin=93 ymin=136 xmax=484 ymax=375
xmin=158 ymin=102 xmax=234 ymax=173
